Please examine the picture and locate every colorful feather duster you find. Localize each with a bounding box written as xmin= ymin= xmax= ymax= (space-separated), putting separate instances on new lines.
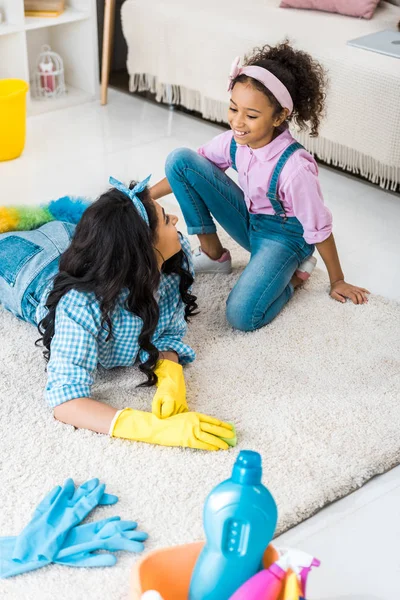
xmin=0 ymin=196 xmax=92 ymax=234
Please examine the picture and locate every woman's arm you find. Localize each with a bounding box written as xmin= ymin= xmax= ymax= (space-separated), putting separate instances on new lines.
xmin=53 ymin=352 xmax=179 ymax=431
xmin=54 ymin=352 xmax=179 ymax=432
xmin=316 ymin=233 xmax=369 ymax=304
xmin=53 ymin=397 xmax=234 ymax=451
xmin=54 ymin=397 xmax=117 ymax=434
xmin=149 ymin=177 xmax=172 ymax=201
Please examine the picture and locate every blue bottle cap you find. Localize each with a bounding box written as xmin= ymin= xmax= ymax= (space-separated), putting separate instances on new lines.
xmin=232 ymin=450 xmax=262 ymax=484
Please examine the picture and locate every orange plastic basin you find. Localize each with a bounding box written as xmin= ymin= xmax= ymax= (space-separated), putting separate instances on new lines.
xmin=130 ymin=541 xmax=280 ymax=600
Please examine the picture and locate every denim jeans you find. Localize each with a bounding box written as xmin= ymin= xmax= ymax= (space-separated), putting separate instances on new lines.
xmin=165 ymin=148 xmax=315 ymax=331
xmin=0 ymin=221 xmax=75 ymax=325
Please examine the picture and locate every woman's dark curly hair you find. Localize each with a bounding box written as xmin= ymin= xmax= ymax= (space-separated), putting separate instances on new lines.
xmin=37 ymin=183 xmax=197 ymax=386
xmin=232 ymin=40 xmax=328 ymax=137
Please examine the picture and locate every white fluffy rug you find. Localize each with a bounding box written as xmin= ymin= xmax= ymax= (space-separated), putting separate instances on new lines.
xmin=1 ymin=241 xmax=400 ymax=600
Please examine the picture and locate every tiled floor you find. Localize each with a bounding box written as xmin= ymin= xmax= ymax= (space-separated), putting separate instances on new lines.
xmin=0 ymin=90 xmax=399 ymax=598
xmin=276 ymin=467 xmax=400 ymax=599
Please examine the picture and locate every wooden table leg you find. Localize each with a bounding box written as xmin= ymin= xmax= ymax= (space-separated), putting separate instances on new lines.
xmin=101 ymin=0 xmax=116 ymax=105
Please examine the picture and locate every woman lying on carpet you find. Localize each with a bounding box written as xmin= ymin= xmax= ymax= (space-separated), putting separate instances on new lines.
xmin=150 ymin=41 xmax=370 ymax=331
xmin=0 ymin=177 xmax=234 ymax=451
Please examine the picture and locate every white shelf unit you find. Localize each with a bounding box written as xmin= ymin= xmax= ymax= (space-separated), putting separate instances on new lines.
xmin=0 ymin=0 xmax=98 ymax=115
xmin=25 ymin=6 xmax=89 ymax=30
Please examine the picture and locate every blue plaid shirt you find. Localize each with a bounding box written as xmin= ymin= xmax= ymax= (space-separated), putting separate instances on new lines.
xmin=36 ymin=236 xmax=195 ymax=408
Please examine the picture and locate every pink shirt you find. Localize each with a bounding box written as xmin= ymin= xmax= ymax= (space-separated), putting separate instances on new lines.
xmin=198 ymin=127 xmax=332 ymax=244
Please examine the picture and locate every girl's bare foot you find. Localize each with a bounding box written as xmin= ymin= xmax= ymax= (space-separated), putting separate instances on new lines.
xmin=291 ymin=273 xmax=303 ymax=289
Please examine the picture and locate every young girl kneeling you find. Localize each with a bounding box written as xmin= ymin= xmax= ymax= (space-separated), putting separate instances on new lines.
xmin=151 ymin=41 xmax=369 ymax=332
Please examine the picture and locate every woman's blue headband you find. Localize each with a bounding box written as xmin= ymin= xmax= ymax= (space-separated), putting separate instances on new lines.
xmin=109 ymin=175 xmax=151 ymax=226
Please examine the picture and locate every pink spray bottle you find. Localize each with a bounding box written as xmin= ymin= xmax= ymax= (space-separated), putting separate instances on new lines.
xmin=228 ymin=548 xmax=320 ymax=600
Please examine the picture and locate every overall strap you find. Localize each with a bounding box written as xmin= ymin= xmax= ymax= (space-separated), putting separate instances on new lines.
xmin=230 ymin=136 xmax=238 ymax=172
xmin=267 ymin=142 xmax=304 ymax=219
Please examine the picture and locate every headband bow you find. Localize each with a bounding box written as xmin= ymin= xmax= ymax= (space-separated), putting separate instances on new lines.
xmin=109 ymin=175 xmax=151 ymax=225
xmin=228 ymin=56 xmax=242 ymax=90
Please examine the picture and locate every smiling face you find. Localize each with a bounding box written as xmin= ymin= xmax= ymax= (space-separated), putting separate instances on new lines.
xmin=153 ymin=202 xmax=181 ymax=267
xmin=228 ymin=81 xmax=288 ymax=149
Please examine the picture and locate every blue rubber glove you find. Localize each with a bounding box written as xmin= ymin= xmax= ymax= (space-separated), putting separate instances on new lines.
xmin=12 ymin=478 xmax=118 ymax=562
xmin=57 ymin=515 xmax=148 ymax=557
xmin=0 ymin=516 xmax=147 ymax=578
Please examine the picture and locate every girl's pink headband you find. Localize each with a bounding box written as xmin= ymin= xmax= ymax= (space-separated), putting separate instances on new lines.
xmin=227 ymin=56 xmax=293 ymax=115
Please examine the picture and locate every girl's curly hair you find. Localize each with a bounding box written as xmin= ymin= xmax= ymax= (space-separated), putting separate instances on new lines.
xmin=232 ymin=40 xmax=328 ymax=137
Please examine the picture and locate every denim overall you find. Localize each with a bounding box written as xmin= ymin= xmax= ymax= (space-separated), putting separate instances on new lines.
xmin=0 ymin=221 xmax=75 ymax=325
xmin=165 ymin=141 xmax=314 ymax=331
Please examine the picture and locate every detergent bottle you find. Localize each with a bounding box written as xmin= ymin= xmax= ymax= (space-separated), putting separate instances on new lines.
xmin=188 ymin=450 xmax=278 ymax=600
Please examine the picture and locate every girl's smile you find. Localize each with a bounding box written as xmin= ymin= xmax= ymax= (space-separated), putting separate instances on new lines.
xmin=232 ymin=129 xmax=250 ymax=139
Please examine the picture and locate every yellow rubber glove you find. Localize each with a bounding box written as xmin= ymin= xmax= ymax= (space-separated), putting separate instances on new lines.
xmin=152 ymin=359 xmax=188 ymax=419
xmin=110 ymin=409 xmax=234 ymax=451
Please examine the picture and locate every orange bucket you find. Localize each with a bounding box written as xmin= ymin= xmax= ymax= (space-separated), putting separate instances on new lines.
xmin=130 ymin=541 xmax=280 ymax=600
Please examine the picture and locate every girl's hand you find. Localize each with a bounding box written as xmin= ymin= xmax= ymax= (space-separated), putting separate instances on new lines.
xmin=330 ymin=280 xmax=370 ymax=305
